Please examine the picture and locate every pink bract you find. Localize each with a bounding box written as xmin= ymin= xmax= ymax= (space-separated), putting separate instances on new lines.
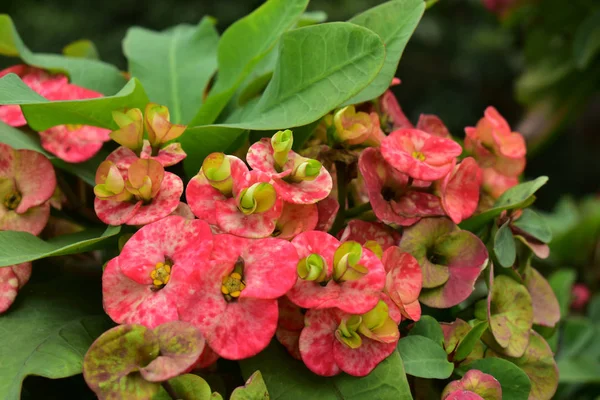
xmin=481 ymin=167 xmax=518 ymax=199
xmin=180 ymin=234 xmax=299 ymax=360
xmin=338 ymin=220 xmax=401 ymax=252
xmin=276 ymin=297 xmax=305 ymax=360
xmin=274 ymin=202 xmax=318 ymax=240
xmin=442 ymin=370 xmax=502 ymax=400
xmin=382 ymin=247 xmax=422 ymax=321
xmin=381 ymin=128 xmax=462 ymax=181
xmin=247 ymin=139 xmax=333 ymax=204
xmin=0 ymin=144 xmax=56 ymax=235
xmin=94 ymin=172 xmax=183 ymax=226
xmin=287 ymin=231 xmax=385 ymax=314
xmin=438 ymin=157 xmax=482 ymax=224
xmin=299 ymin=294 xmax=401 ymax=377
xmin=0 ymin=262 xmax=32 ymax=314
xmin=379 ymin=89 xmax=413 ymax=132
xmin=315 ymin=197 xmax=339 ymax=232
xmin=102 ymin=216 xmax=213 ymax=328
xmin=416 ymin=114 xmax=451 ymax=138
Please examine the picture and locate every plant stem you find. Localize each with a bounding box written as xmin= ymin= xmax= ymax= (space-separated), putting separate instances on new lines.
xmin=345 ymin=202 xmax=373 ymax=218
xmin=329 ymin=161 xmax=348 ymax=235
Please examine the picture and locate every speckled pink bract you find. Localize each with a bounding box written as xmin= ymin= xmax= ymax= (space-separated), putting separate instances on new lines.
xmin=94 ymin=172 xmax=183 ymax=226
xmin=338 ymin=220 xmax=401 ymax=251
xmin=381 ymin=129 xmax=462 ymax=181
xmin=275 ymin=202 xmax=318 ymax=239
xmin=382 ymin=247 xmax=422 ymax=320
xmin=0 ymin=262 xmax=32 ymax=314
xmin=416 ymin=114 xmax=451 ymax=138
xmin=438 ymin=157 xmax=482 ymax=224
xmin=287 ymin=231 xmax=385 ymax=314
xmin=276 ymin=297 xmax=305 ymax=359
xmin=0 ymin=143 xmax=56 ymax=235
xmin=299 ymin=293 xmax=401 ymax=377
xmin=102 ymin=216 xmax=213 ymax=328
xmin=180 ymin=234 xmax=299 ymax=360
xmin=247 ymin=138 xmax=333 ymax=204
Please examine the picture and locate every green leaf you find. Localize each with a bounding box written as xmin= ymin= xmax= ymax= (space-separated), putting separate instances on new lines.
xmin=0 ymin=74 xmax=149 ymax=130
xmin=408 ymin=315 xmax=444 ymax=346
xmin=573 ymin=10 xmax=600 ymax=69
xmin=397 ymin=335 xmax=454 ymax=379
xmin=0 ymin=225 xmax=120 ymax=267
xmin=189 ymin=0 xmax=309 ymax=126
xmin=558 ymin=317 xmax=596 ymax=360
xmin=459 ymin=357 xmax=531 ymax=400
xmin=460 ymin=176 xmax=549 ymax=232
xmin=0 ymin=277 xmax=113 ymax=400
xmin=123 ymin=18 xmax=219 ymax=124
xmin=454 ymin=321 xmax=489 ymax=362
xmin=343 ymin=0 xmax=425 ymax=105
xmin=239 ymin=342 xmax=412 ymax=400
xmin=0 ymin=14 xmax=126 ymax=94
xmin=512 ymin=209 xmax=552 ymax=243
xmin=297 ymin=11 xmax=328 ymax=27
xmin=548 ymin=269 xmax=576 ymax=318
xmin=62 ymin=39 xmax=99 ymax=59
xmin=168 ymin=374 xmax=213 ymax=400
xmin=494 ymin=221 xmax=516 ymax=268
xmin=231 ymin=371 xmax=270 ymax=400
xmin=558 ymin=358 xmax=600 ymax=384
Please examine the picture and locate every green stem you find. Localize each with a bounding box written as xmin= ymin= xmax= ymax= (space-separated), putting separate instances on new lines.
xmin=345 ymin=202 xmax=373 ymax=218
xmin=329 ymin=161 xmax=348 ymax=235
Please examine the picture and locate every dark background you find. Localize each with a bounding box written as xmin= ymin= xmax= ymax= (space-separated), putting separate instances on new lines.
xmin=1 ymin=0 xmax=598 ymax=210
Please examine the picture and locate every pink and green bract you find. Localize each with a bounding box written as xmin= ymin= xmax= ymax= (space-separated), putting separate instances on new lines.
xmin=102 ymin=216 xmax=213 ymax=328
xmin=179 ymin=234 xmax=299 ymax=360
xmin=338 ymin=220 xmax=401 ymax=253
xmin=0 ymin=262 xmax=31 ymax=314
xmin=382 ymin=247 xmax=423 ymax=321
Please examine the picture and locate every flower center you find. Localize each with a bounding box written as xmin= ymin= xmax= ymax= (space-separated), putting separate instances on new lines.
xmin=3 ymin=190 xmax=22 ymax=210
xmin=221 ymin=257 xmax=246 ymax=301
xmin=412 ymin=151 xmax=426 ymax=161
xmin=381 ymin=186 xmax=397 ymax=201
xmin=150 ymin=262 xmax=171 ymax=290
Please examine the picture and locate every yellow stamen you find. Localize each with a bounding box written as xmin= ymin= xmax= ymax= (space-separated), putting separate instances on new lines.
xmin=3 ymin=191 xmax=22 ymax=210
xmin=412 ymin=151 xmax=426 ymax=161
xmin=150 ymin=261 xmax=172 ymax=289
xmin=221 ymin=272 xmax=246 ymax=301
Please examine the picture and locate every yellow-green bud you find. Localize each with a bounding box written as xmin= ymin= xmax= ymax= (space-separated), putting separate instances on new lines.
xmin=333 ymin=241 xmax=368 ymax=282
xmin=238 ymin=182 xmax=277 ymax=215
xmin=125 ymin=159 xmax=164 ymax=202
xmin=358 ymin=301 xmax=399 ymax=344
xmin=335 ymin=315 xmax=363 ymax=349
xmin=289 ymin=158 xmax=322 ymax=182
xmin=144 ymin=103 xmax=187 ymax=147
xmin=271 ymin=129 xmax=293 ymax=169
xmin=110 ymin=108 xmax=144 ymax=151
xmin=297 ymin=254 xmax=327 ymax=282
xmin=202 ymin=153 xmax=233 ymax=196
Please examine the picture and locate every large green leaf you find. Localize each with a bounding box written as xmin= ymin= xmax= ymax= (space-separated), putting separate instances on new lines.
xmin=0 ymin=74 xmax=149 ymax=130
xmin=0 ymin=14 xmax=126 ymax=94
xmin=573 ymin=10 xmax=600 ymax=69
xmin=454 ymin=321 xmax=489 ymax=362
xmin=512 ymin=209 xmax=552 ymax=243
xmin=494 ymin=221 xmax=516 ymax=268
xmin=189 ymin=0 xmax=309 ymax=126
xmin=397 ymin=335 xmax=454 ymax=379
xmin=459 ymin=357 xmax=531 ymax=400
xmin=62 ymin=39 xmax=100 ymax=59
xmin=0 ymin=277 xmax=113 ymax=400
xmin=408 ymin=315 xmax=444 ymax=347
xmin=123 ymin=18 xmax=219 ymax=124
xmin=239 ymin=342 xmax=412 ymax=400
xmin=343 ymin=0 xmax=425 ymax=105
xmin=460 ymin=176 xmax=549 ymax=232
xmin=0 ymin=225 xmax=120 ymax=267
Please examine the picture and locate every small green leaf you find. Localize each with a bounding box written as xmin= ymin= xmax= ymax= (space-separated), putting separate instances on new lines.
xmin=408 ymin=315 xmax=444 ymax=346
xmin=0 ymin=225 xmax=120 ymax=267
xmin=297 ymin=11 xmax=328 ymax=27
xmin=459 ymin=358 xmax=531 ymax=400
xmin=123 ymin=18 xmax=219 ymax=124
xmin=460 ymin=177 xmax=548 ymax=232
xmin=397 ymin=335 xmax=454 ymax=379
xmin=454 ymin=321 xmax=488 ymax=362
xmin=547 ymin=269 xmax=576 ymax=318
xmin=62 ymin=39 xmax=99 ymax=59
xmin=512 ymin=209 xmax=552 ymax=243
xmin=344 ymin=0 xmax=425 ymax=105
xmin=0 ymin=74 xmax=149 ymax=130
xmin=0 ymin=14 xmax=126 ymax=94
xmin=494 ymin=221 xmax=516 ymax=268
xmin=168 ymin=374 xmax=213 ymax=400
xmin=231 ymin=371 xmax=270 ymax=400
xmin=558 ymin=358 xmax=600 ymax=384
xmin=573 ymin=10 xmax=600 ymax=69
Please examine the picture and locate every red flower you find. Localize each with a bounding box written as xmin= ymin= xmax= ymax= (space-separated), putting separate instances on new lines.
xmin=382 ymin=247 xmax=422 ymax=321
xmin=437 ymin=157 xmax=482 ymax=224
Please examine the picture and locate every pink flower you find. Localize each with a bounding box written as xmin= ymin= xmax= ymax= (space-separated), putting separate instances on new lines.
xmin=0 ymin=65 xmax=111 ymax=163
xmin=358 ymin=147 xmax=445 ymax=226
xmin=0 ymin=143 xmax=56 ymax=235
xmin=332 ymin=105 xmax=386 ymax=146
xmin=338 ymin=220 xmax=401 ymax=254
xmin=180 ymin=234 xmax=299 ymax=360
xmin=186 ymin=154 xmax=283 ymax=238
xmin=416 ymin=114 xmax=451 ymax=138
xmin=315 ymin=197 xmax=339 ymax=232
xmin=571 ymin=284 xmax=591 ymax=311
xmin=247 ymin=137 xmax=333 ymax=205
xmin=276 ymin=297 xmax=305 ymax=360
xmin=465 ymin=106 xmax=526 ymax=177
xmin=378 ymin=89 xmax=413 ymax=132
xmin=273 ymin=202 xmax=318 ymax=240
xmin=381 ymin=128 xmax=462 ymax=181
xmin=436 ymin=157 xmax=482 ymax=224
xmin=106 ymin=142 xmax=186 ymax=170
xmin=381 ymin=247 xmax=422 ymax=321
xmin=0 ymin=262 xmax=31 ymax=314
xmin=286 ymin=231 xmax=386 ymax=314
xmin=299 ymin=294 xmax=401 ymax=376
xmin=102 ymin=216 xmax=213 ymax=328
xmin=481 ymin=167 xmax=518 ymax=200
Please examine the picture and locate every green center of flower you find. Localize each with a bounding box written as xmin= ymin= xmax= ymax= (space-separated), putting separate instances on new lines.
xmin=335 ymin=301 xmax=400 ymax=349
xmin=238 ymin=182 xmax=277 ymax=215
xmin=335 ymin=315 xmax=363 ymax=349
xmin=333 ymin=241 xmax=368 ymax=282
xmin=203 ymin=152 xmax=233 ymax=196
xmin=150 ymin=261 xmax=171 ymax=290
xmin=221 ymin=257 xmax=246 ymax=301
xmin=297 ymin=253 xmax=327 ymax=282
xmin=412 ymin=151 xmax=426 ymax=161
xmin=3 ymin=190 xmax=22 ymax=210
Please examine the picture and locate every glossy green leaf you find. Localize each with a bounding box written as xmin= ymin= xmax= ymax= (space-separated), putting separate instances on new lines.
xmin=0 ymin=277 xmax=113 ymax=400
xmin=512 ymin=209 xmax=552 ymax=243
xmin=343 ymin=0 xmax=425 ymax=105
xmin=0 ymin=225 xmax=120 ymax=267
xmin=123 ymin=17 xmax=219 ymax=124
xmin=547 ymin=269 xmax=576 ymax=318
xmin=454 ymin=321 xmax=489 ymax=362
xmin=460 ymin=177 xmax=549 ymax=232
xmin=397 ymin=335 xmax=454 ymax=379
xmin=168 ymin=374 xmax=213 ymax=400
xmin=231 ymin=371 xmax=270 ymax=400
xmin=0 ymin=14 xmax=125 ymax=94
xmin=459 ymin=357 xmax=531 ymax=400
xmin=189 ymin=0 xmax=309 ymax=126
xmin=494 ymin=221 xmax=516 ymax=268
xmin=297 ymin=11 xmax=328 ymax=27
xmin=62 ymin=39 xmax=99 ymax=59
xmin=573 ymin=10 xmax=600 ymax=69
xmin=408 ymin=315 xmax=444 ymax=347
xmin=239 ymin=342 xmax=412 ymax=400
xmin=0 ymin=74 xmax=149 ymax=130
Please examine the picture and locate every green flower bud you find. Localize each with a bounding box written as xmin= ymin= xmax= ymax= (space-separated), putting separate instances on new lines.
xmin=144 ymin=103 xmax=187 ymax=147
xmin=364 ymin=240 xmax=383 ymax=259
xmin=297 ymin=253 xmax=327 ymax=282
xmin=94 ymin=161 xmax=132 ymax=201
xmin=202 ymin=153 xmax=233 ymax=196
xmin=110 ymin=108 xmax=143 ymax=151
xmin=271 ymin=129 xmax=293 ymax=169
xmin=125 ymin=159 xmax=164 ymax=202
xmin=289 ymin=158 xmax=322 ymax=182
xmin=335 ymin=315 xmax=363 ymax=349
xmin=333 ymin=241 xmax=368 ymax=282
xmin=358 ymin=301 xmax=400 ymax=344
xmin=238 ymin=182 xmax=277 ymax=215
